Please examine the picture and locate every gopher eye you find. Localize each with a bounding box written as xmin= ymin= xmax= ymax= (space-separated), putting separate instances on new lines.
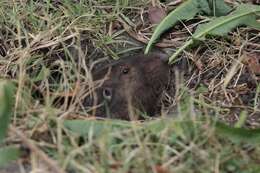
xmin=120 ymin=66 xmax=130 ymax=74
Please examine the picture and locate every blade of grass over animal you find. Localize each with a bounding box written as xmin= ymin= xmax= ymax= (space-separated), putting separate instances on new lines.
xmin=0 ymin=81 xmax=16 ymax=142
xmin=0 ymin=146 xmax=20 ymax=168
xmin=117 ymin=46 xmax=143 ymax=55
xmin=144 ymin=0 xmax=200 ymax=54
xmin=64 ymin=120 xmax=132 ymax=136
xmin=215 ymin=122 xmax=260 ymax=144
xmin=169 ymin=4 xmax=260 ymax=63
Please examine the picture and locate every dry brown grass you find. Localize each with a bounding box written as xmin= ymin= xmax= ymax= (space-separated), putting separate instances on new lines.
xmin=0 ymin=0 xmax=260 ymax=172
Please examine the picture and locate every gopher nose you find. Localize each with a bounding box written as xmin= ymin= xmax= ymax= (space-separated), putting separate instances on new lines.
xmin=102 ymin=87 xmax=112 ymax=101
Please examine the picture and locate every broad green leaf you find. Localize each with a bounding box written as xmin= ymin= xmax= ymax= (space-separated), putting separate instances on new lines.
xmin=0 ymin=146 xmax=20 ymax=167
xmin=64 ymin=120 xmax=132 ymax=136
xmin=0 ymin=81 xmax=16 ymax=142
xmin=169 ymin=4 xmax=260 ymax=63
xmin=64 ymin=119 xmax=194 ymax=140
xmin=194 ymin=4 xmax=260 ymax=38
xmin=215 ymin=122 xmax=260 ymax=144
xmin=197 ymin=0 xmax=211 ymax=15
xmin=64 ymin=118 xmax=260 ymax=144
xmin=64 ymin=119 xmax=171 ymax=137
xmin=145 ymin=0 xmax=232 ymax=54
xmin=145 ymin=0 xmax=201 ymax=54
xmin=208 ymin=0 xmax=232 ymax=16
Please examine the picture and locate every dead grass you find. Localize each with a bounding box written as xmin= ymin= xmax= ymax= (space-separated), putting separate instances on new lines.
xmin=0 ymin=0 xmax=260 ymax=173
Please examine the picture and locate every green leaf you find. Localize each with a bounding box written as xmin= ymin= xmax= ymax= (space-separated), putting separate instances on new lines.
xmin=0 ymin=146 xmax=20 ymax=167
xmin=64 ymin=120 xmax=132 ymax=136
xmin=215 ymin=122 xmax=260 ymax=144
xmin=169 ymin=4 xmax=260 ymax=63
xmin=144 ymin=0 xmax=232 ymax=54
xmin=194 ymin=4 xmax=260 ymax=38
xmin=144 ymin=0 xmax=201 ymax=54
xmin=64 ymin=119 xmax=260 ymax=145
xmin=64 ymin=119 xmax=196 ymax=141
xmin=197 ymin=0 xmax=211 ymax=15
xmin=0 ymin=81 xmax=16 ymax=142
xmin=208 ymin=0 xmax=232 ymax=16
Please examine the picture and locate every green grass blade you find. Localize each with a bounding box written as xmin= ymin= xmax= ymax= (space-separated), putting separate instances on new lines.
xmin=215 ymin=122 xmax=260 ymax=144
xmin=0 ymin=81 xmax=16 ymax=142
xmin=168 ymin=39 xmax=194 ymax=64
xmin=0 ymin=146 xmax=20 ymax=168
xmin=144 ymin=0 xmax=200 ymax=54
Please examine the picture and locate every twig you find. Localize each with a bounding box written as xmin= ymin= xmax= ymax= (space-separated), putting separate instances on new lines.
xmin=117 ymin=16 xmax=182 ymax=48
xmin=10 ymin=126 xmax=66 ymax=173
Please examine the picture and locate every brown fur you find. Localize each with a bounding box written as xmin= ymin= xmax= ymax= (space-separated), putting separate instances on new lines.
xmin=89 ymin=53 xmax=169 ymax=120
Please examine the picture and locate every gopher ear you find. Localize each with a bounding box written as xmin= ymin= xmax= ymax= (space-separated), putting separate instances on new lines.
xmin=149 ymin=51 xmax=169 ymax=62
xmin=141 ymin=52 xmax=169 ymax=73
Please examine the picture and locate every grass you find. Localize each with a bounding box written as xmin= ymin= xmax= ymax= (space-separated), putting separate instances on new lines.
xmin=0 ymin=0 xmax=260 ymax=172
